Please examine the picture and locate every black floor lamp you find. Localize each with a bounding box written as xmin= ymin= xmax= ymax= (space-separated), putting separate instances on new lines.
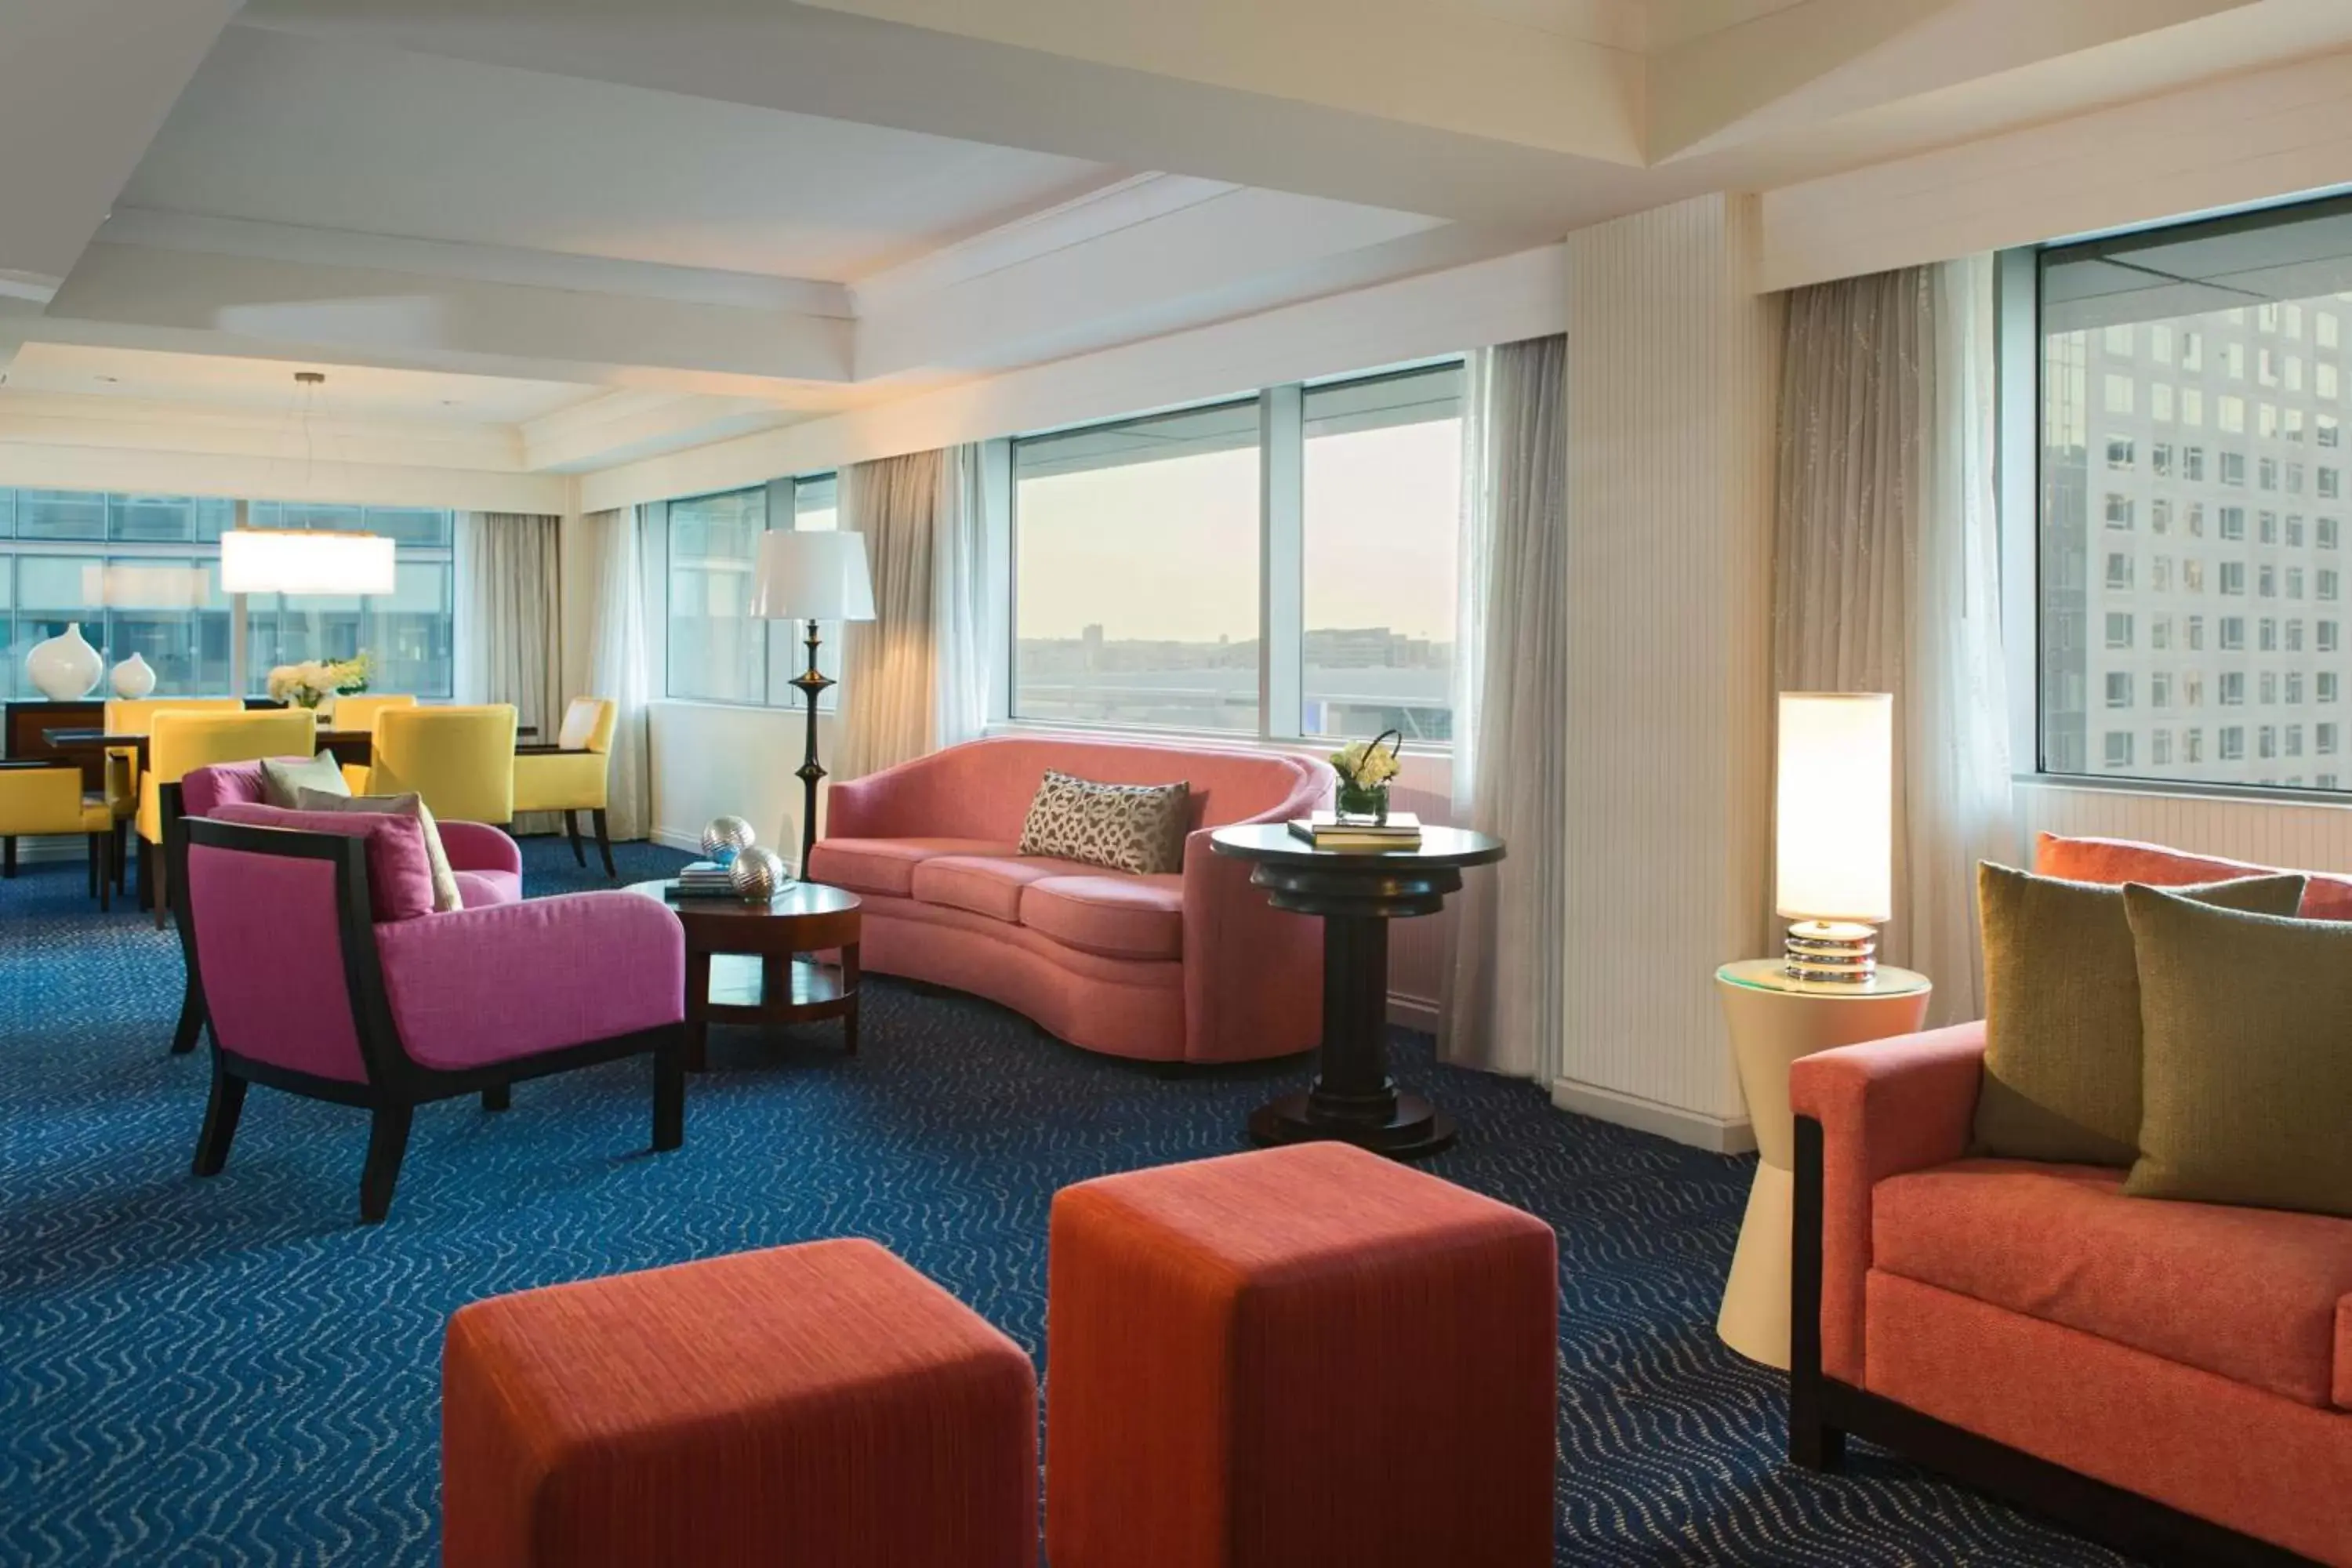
xmin=751 ymin=528 xmax=876 ymax=872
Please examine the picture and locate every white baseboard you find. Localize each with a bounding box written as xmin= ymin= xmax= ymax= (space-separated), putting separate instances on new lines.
xmin=1387 ymin=992 xmax=1442 ymax=1034
xmin=1549 ymin=1076 xmax=1756 ymax=1156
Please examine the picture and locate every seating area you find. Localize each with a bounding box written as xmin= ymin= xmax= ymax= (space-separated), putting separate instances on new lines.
xmin=10 ymin=7 xmax=2352 ymax=1566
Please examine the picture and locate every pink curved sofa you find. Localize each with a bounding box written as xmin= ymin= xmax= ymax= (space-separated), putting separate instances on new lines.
xmin=808 ymin=736 xmax=1332 ymax=1064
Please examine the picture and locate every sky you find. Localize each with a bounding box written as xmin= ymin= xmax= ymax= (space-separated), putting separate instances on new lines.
xmin=1014 ymin=417 xmax=1461 ymax=644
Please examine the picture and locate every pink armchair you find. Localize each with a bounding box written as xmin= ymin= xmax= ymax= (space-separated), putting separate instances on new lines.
xmin=165 ymin=760 xmax=527 ymax=1057
xmin=810 ymin=736 xmax=1333 ymax=1064
xmin=177 ymin=807 xmax=687 ymax=1221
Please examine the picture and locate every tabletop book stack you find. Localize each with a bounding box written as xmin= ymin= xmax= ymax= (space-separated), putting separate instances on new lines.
xmin=669 ymin=860 xmax=736 ymax=899
xmin=1287 ymin=810 xmax=1424 ymax=852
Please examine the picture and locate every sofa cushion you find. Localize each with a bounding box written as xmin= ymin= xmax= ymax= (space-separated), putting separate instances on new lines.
xmin=1874 ymin=1157 xmax=2352 ymax=1407
xmin=1022 ymin=874 xmax=1184 ymax=960
xmin=208 ymin=800 xmax=438 ymax=923
xmin=2034 ymin=829 xmax=2352 ymax=921
xmin=910 ymin=853 xmax=1100 ymax=924
xmin=452 ymin=868 xmax=523 ymax=908
xmin=1973 ymin=862 xmax=2305 ymax=1167
xmin=806 ymin=837 xmax=1015 ymax=898
xmin=2122 ymin=885 xmax=2352 ymax=1219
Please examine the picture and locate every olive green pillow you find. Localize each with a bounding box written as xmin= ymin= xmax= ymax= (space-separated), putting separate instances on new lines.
xmin=258 ymin=750 xmax=350 ymax=808
xmin=2122 ymin=884 xmax=2352 ymax=1218
xmin=1973 ymin=862 xmax=2306 ymax=1165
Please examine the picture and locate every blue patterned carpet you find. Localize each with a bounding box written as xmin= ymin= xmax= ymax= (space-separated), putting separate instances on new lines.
xmin=0 ymin=836 xmax=2134 ymax=1566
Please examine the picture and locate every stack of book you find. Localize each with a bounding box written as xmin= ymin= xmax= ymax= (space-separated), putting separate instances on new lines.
xmin=670 ymin=860 xmax=736 ymax=898
xmin=1287 ymin=811 xmax=1423 ymax=851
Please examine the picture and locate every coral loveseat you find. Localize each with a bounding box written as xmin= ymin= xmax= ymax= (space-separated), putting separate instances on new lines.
xmin=807 ymin=737 xmax=1331 ymax=1064
xmin=1789 ymin=833 xmax=2352 ymax=1566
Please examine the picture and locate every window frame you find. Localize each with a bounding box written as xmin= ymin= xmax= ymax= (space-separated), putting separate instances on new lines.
xmin=2005 ymin=194 xmax=2352 ymax=805
xmin=659 ymin=473 xmax=844 ymax=713
xmin=1004 ymin=360 xmax=1466 ymax=749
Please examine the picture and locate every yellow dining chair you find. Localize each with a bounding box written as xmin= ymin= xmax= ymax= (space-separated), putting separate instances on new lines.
xmin=329 ymin=693 xmax=416 ymax=734
xmin=369 ymin=705 xmax=517 ymax=826
xmin=102 ymin=697 xmax=245 ymax=892
xmin=0 ymin=763 xmax=118 ymax=910
xmin=513 ymin=696 xmax=619 ymax=877
xmin=140 ymin=709 xmax=318 ymax=925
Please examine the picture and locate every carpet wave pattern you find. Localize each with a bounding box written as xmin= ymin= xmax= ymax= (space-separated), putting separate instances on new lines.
xmin=0 ymin=839 xmax=2134 ymax=1566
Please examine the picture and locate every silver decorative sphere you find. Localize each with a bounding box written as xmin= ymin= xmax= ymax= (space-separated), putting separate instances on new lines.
xmin=700 ymin=815 xmax=756 ymax=866
xmin=728 ymin=845 xmax=789 ymax=902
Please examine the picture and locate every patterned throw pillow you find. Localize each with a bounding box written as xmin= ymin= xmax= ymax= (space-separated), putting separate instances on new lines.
xmin=1018 ymin=771 xmax=1190 ymax=876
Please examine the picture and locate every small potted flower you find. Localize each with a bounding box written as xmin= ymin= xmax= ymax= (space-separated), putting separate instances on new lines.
xmin=267 ymin=652 xmax=373 ymax=714
xmin=1330 ymin=729 xmax=1403 ymax=823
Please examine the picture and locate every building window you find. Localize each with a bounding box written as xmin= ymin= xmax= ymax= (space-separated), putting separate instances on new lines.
xmin=2220 ymin=617 xmax=2246 ymax=652
xmin=2325 ymin=621 xmax=2343 ymax=654
xmin=2187 ymin=615 xmax=2205 ymax=650
xmin=2105 ymin=612 xmax=2132 ymax=648
xmin=2261 ymin=670 xmax=2278 ymax=704
xmin=2152 ymin=671 xmax=2172 ymax=707
xmin=1301 ymin=365 xmax=1464 ymax=742
xmin=2220 ymin=726 xmax=2245 ymax=761
xmin=2151 ymin=615 xmax=2172 ymax=649
xmin=2260 ymin=617 xmax=2278 ymax=652
xmin=2106 ymin=437 xmax=2135 ymax=470
xmin=2103 ymin=731 xmax=2134 ymax=768
xmin=2106 ymin=672 xmax=2132 ymax=707
xmin=2220 ymin=562 xmax=2245 ymax=597
xmin=2103 ymin=494 xmax=2133 ymax=529
xmin=663 ymin=474 xmax=841 ymax=709
xmin=0 ymin=492 xmax=453 ymax=699
xmin=2324 ymin=516 xmax=2343 ymax=547
xmin=2151 ymin=728 xmax=2173 ymax=764
xmin=2288 ymin=724 xmax=2305 ymax=756
xmin=1012 ymin=364 xmax=1466 ymax=741
xmin=2322 ymin=723 xmax=2342 ymax=755
xmin=2323 ymin=672 xmax=2341 ymax=702
xmin=2260 ymin=724 xmax=2278 ymax=760
xmin=2220 ymin=672 xmax=2245 ymax=705
xmin=1014 ymin=398 xmax=1263 ymax=734
xmin=2106 ymin=553 xmax=2133 ymax=589
xmin=2288 ymin=671 xmax=2306 ymax=703
xmin=2220 ymin=506 xmax=2246 ymax=540
xmin=2185 ymin=728 xmax=2205 ymax=763
xmin=2221 ymin=452 xmax=2247 ymax=485
xmin=2324 ymin=568 xmax=2342 ymax=601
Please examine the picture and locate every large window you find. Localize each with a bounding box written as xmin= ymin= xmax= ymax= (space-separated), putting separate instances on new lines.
xmin=1011 ymin=361 xmax=1463 ymax=740
xmin=664 ymin=474 xmax=842 ymax=707
xmin=1014 ymin=401 xmax=1262 ymax=732
xmin=2037 ymin=197 xmax=2352 ymax=793
xmin=0 ymin=491 xmax=454 ymax=700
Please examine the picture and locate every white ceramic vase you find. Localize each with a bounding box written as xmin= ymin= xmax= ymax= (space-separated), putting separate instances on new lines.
xmin=110 ymin=652 xmax=158 ymax=700
xmin=27 ymin=622 xmax=103 ymax=700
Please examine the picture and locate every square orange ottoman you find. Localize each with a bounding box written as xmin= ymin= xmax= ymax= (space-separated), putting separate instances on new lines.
xmin=1046 ymin=1143 xmax=1559 ymax=1568
xmin=442 ymin=1238 xmax=1037 ymax=1567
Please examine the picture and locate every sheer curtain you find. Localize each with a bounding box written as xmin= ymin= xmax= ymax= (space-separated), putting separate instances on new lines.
xmin=580 ymin=506 xmax=653 ymax=840
xmin=1440 ymin=335 xmax=1571 ymax=1080
xmin=454 ymin=510 xmax=562 ymax=831
xmin=933 ymin=442 xmax=993 ymax=750
xmin=1774 ymin=256 xmax=2011 ymax=1024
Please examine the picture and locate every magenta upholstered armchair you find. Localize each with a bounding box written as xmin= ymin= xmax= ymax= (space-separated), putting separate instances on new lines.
xmin=176 ymin=808 xmax=687 ymax=1221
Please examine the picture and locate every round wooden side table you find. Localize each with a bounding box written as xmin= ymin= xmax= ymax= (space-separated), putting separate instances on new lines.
xmin=1715 ymin=958 xmax=1931 ymax=1369
xmin=626 ymin=880 xmax=862 ymax=1070
xmin=1210 ymin=822 xmax=1504 ymax=1160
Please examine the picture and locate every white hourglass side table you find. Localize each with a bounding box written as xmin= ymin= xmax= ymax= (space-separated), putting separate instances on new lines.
xmin=1714 ymin=959 xmax=1932 ymax=1370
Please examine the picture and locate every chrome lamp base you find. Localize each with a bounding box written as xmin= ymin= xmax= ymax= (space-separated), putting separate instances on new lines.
xmin=1783 ymin=919 xmax=1878 ymax=982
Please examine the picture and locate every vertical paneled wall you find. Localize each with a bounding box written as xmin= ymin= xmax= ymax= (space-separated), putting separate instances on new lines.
xmin=1558 ymin=194 xmax=1784 ymax=1148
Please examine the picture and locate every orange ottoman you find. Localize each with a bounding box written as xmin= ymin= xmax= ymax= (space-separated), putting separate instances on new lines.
xmin=1046 ymin=1143 xmax=1559 ymax=1568
xmin=442 ymin=1238 xmax=1037 ymax=1567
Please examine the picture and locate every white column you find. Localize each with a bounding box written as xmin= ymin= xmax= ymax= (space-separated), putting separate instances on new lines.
xmin=1554 ymin=193 xmax=1784 ymax=1152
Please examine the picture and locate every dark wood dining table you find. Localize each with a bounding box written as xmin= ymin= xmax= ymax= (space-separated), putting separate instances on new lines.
xmin=42 ymin=723 xmax=542 ymax=771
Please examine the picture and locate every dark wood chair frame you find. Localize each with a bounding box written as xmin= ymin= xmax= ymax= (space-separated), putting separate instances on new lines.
xmin=1791 ymin=1115 xmax=2323 ymax=1568
xmin=176 ymin=815 xmax=685 ymax=1222
xmin=0 ymin=757 xmax=117 ymax=909
xmin=514 ymin=741 xmax=615 ymax=879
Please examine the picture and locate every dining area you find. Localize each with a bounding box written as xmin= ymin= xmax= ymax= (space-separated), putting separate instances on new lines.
xmin=2 ymin=691 xmax=621 ymax=921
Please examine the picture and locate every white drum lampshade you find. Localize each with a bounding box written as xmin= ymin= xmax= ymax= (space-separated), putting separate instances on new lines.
xmin=1774 ymin=691 xmax=1893 ymax=980
xmin=750 ymin=530 xmax=876 ymax=622
xmin=220 ymin=528 xmax=396 ymax=597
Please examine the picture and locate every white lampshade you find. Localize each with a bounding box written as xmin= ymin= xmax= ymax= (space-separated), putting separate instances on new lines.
xmin=751 ymin=530 xmax=876 ymax=622
xmin=1774 ymin=692 xmax=1893 ymax=924
xmin=220 ymin=528 xmax=396 ymax=596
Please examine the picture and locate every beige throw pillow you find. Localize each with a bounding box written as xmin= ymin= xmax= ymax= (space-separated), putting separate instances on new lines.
xmin=259 ymin=750 xmax=350 ymax=808
xmin=1973 ymin=862 xmax=2306 ymax=1166
xmin=2123 ymin=884 xmax=2352 ymax=1218
xmin=294 ymin=786 xmax=463 ymax=913
xmin=1018 ymin=771 xmax=1190 ymax=876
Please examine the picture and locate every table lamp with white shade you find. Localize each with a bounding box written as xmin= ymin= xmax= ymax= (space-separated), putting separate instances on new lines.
xmin=1773 ymin=691 xmax=1895 ymax=982
xmin=1712 ymin=689 xmax=1926 ymax=1369
xmin=750 ymin=529 xmax=876 ymax=871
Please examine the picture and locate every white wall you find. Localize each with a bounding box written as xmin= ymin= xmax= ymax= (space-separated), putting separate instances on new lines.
xmin=648 ymin=701 xmax=842 ymax=865
xmin=2018 ymin=779 xmax=2352 ymax=877
xmin=1556 ymin=193 xmax=1782 ymax=1154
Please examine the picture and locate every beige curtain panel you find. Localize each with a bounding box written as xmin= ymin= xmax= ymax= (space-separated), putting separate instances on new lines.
xmin=1773 ymin=256 xmax=2013 ymax=1025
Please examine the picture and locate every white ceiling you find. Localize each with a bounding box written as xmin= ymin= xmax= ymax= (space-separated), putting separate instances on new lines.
xmin=122 ymin=26 xmax=1123 ymax=282
xmin=5 ymin=0 xmax=2352 ymax=490
xmin=2 ymin=343 xmax=601 ymax=426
